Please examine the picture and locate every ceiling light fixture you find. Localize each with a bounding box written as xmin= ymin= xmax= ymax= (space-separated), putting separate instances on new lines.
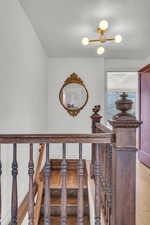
xmin=99 ymin=20 xmax=109 ymax=30
xmin=82 ymin=20 xmax=122 ymax=55
xmin=97 ymin=46 xmax=105 ymax=55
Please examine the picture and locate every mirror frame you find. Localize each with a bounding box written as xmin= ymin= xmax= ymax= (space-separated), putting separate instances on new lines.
xmin=59 ymin=73 xmax=89 ymax=116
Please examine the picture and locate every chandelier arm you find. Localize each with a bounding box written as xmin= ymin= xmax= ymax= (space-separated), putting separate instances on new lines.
xmin=105 ymin=37 xmax=115 ymax=41
xmin=89 ymin=39 xmax=101 ymax=43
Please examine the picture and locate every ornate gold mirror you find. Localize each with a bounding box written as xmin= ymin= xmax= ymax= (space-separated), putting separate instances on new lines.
xmin=59 ymin=73 xmax=89 ymax=116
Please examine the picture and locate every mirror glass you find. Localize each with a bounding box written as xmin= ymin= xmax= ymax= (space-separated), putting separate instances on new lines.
xmin=62 ymin=83 xmax=87 ymax=110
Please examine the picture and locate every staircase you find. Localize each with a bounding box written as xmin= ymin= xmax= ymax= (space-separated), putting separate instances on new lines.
xmin=39 ymin=160 xmax=90 ymax=225
xmin=3 ymin=101 xmax=139 ymax=225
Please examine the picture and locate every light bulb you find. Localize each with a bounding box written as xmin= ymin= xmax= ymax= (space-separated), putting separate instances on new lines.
xmin=97 ymin=46 xmax=105 ymax=55
xmin=99 ymin=20 xmax=109 ymax=30
xmin=115 ymin=35 xmax=122 ymax=43
xmin=81 ymin=37 xmax=89 ymax=46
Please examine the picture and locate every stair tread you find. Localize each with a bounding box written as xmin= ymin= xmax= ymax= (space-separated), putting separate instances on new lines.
xmin=39 ymin=216 xmax=90 ymax=225
xmin=51 ymin=159 xmax=81 ymax=170
xmin=51 ymin=196 xmax=88 ymax=205
xmin=50 ymin=170 xmax=88 ymax=189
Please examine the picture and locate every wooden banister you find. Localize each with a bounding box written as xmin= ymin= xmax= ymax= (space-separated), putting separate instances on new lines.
xmin=91 ymin=92 xmax=141 ymax=225
xmin=2 ymin=96 xmax=140 ymax=225
xmin=95 ymin=123 xmax=112 ymax=133
xmin=0 ymin=133 xmax=113 ymax=144
xmin=90 ymin=105 xmax=115 ymax=179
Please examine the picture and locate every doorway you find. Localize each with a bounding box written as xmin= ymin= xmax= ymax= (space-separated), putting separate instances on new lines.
xmin=105 ymin=71 xmax=138 ymax=123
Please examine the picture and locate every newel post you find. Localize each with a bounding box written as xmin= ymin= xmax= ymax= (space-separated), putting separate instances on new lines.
xmin=109 ymin=92 xmax=141 ymax=225
xmin=91 ymin=105 xmax=102 ymax=133
xmin=90 ymin=105 xmax=102 ymax=178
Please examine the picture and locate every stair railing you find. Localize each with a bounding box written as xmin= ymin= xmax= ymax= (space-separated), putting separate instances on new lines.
xmin=90 ymin=92 xmax=141 ymax=225
xmin=7 ymin=143 xmax=44 ymax=225
xmin=0 ymin=133 xmax=113 ymax=225
xmin=0 ymin=92 xmax=141 ymax=225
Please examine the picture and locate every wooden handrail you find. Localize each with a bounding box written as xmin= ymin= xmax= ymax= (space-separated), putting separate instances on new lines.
xmin=95 ymin=123 xmax=113 ymax=133
xmin=0 ymin=133 xmax=114 ymax=144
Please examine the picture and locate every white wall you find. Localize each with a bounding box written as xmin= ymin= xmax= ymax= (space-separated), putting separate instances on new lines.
xmin=48 ymin=58 xmax=104 ymax=159
xmin=48 ymin=59 xmax=147 ymax=134
xmin=145 ymin=56 xmax=150 ymax=65
xmin=48 ymin=58 xmax=104 ymax=133
xmin=0 ymin=0 xmax=48 ymax=223
xmin=0 ymin=0 xmax=48 ymax=133
xmin=47 ymin=58 xmax=148 ymax=159
xmin=105 ymin=59 xmax=146 ymax=72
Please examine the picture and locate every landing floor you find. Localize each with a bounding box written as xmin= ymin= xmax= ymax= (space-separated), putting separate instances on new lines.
xmin=136 ymin=161 xmax=150 ymax=225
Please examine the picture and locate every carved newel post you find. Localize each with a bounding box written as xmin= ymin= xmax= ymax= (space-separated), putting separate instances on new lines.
xmin=109 ymin=92 xmax=141 ymax=225
xmin=90 ymin=105 xmax=102 ymax=178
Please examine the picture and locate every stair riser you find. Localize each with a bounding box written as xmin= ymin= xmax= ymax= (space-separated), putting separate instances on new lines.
xmin=50 ymin=189 xmax=88 ymax=198
xmin=41 ymin=205 xmax=89 ymax=216
xmin=50 ymin=160 xmax=87 ymax=172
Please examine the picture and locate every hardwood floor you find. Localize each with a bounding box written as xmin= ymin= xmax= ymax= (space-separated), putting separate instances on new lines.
xmin=136 ymin=161 xmax=150 ymax=225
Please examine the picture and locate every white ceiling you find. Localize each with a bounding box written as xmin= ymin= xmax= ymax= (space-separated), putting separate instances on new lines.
xmin=19 ymin=0 xmax=150 ymax=59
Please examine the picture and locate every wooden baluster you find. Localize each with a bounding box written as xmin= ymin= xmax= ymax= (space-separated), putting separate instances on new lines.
xmin=99 ymin=147 xmax=105 ymax=193
xmin=11 ymin=144 xmax=18 ymax=225
xmin=28 ymin=144 xmax=34 ymax=225
xmin=99 ymin=145 xmax=105 ymax=215
xmin=77 ymin=143 xmax=84 ymax=225
xmin=107 ymin=144 xmax=112 ymax=225
xmin=104 ymin=144 xmax=108 ymax=223
xmin=44 ymin=144 xmax=51 ymax=225
xmin=0 ymin=145 xmax=2 ymax=225
xmin=60 ymin=143 xmax=67 ymax=225
xmin=90 ymin=105 xmax=102 ymax=178
xmin=94 ymin=144 xmax=101 ymax=225
xmin=104 ymin=144 xmax=108 ymax=218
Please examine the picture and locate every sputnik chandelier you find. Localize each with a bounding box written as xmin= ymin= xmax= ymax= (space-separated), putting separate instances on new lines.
xmin=81 ymin=20 xmax=122 ymax=55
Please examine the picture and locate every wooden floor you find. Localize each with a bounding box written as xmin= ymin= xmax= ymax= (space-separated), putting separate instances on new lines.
xmin=99 ymin=160 xmax=150 ymax=225
xmin=136 ymin=161 xmax=150 ymax=225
